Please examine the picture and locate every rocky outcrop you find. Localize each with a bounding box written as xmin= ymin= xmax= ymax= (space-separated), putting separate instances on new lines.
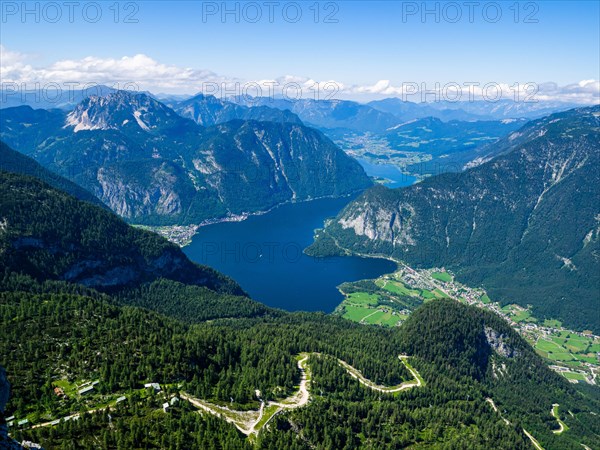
xmin=484 ymin=327 xmax=520 ymax=358
xmin=0 ymin=91 xmax=372 ymax=226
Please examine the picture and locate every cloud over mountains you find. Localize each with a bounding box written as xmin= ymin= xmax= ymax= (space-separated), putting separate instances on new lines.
xmin=1 ymin=45 xmax=598 ymax=104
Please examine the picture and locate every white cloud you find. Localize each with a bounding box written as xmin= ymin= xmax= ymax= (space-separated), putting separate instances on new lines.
xmin=1 ymin=46 xmax=598 ymax=104
xmin=0 ymin=46 xmax=235 ymax=92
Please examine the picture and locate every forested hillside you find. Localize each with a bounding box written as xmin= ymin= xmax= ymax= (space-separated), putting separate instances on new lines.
xmin=0 ymin=171 xmax=242 ymax=296
xmin=0 ymin=142 xmax=104 ymax=208
xmin=307 ymin=106 xmax=600 ymax=332
xmin=0 ymin=169 xmax=598 ymax=449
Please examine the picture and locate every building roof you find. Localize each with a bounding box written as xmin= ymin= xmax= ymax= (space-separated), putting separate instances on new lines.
xmin=79 ymin=385 xmax=95 ymax=394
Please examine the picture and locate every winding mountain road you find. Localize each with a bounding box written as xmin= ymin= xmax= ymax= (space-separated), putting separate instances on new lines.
xmin=183 ymin=352 xmax=423 ymax=436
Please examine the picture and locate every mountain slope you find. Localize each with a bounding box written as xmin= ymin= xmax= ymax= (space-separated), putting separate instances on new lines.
xmin=194 ymin=120 xmax=373 ymax=212
xmin=0 ymin=92 xmax=372 ymax=225
xmin=308 ymin=106 xmax=600 ymax=332
xmin=0 ymin=170 xmax=242 ymax=294
xmin=0 ymin=141 xmax=105 ymax=207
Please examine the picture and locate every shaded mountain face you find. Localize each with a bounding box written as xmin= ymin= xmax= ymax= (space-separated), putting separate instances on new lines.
xmin=0 ymin=170 xmax=242 ymax=294
xmin=170 ymin=93 xmax=302 ymax=126
xmin=0 ymin=141 xmax=105 ymax=208
xmin=308 ymin=106 xmax=600 ymax=332
xmin=0 ymin=91 xmax=371 ymax=225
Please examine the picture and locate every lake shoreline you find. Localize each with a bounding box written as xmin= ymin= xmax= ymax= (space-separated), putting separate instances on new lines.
xmin=135 ymin=189 xmax=367 ymax=247
xmin=181 ymin=195 xmax=398 ymax=313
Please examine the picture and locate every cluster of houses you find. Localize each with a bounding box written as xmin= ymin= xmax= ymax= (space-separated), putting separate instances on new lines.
xmin=6 ymin=379 xmax=185 ymax=436
xmin=143 ymin=382 xmax=180 ymax=412
xmin=162 ymin=396 xmax=180 ymax=413
xmin=20 ymin=440 xmax=43 ymax=449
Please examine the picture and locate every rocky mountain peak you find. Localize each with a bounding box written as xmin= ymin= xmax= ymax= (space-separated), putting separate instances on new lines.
xmin=65 ymin=91 xmax=184 ymax=134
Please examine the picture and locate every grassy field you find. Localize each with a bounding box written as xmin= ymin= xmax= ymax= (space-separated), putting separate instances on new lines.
xmin=535 ymin=336 xmax=599 ymax=364
xmin=501 ymin=304 xmax=536 ymax=323
xmin=342 ymin=303 xmax=403 ymax=327
xmin=589 ymin=343 xmax=600 ymax=352
xmin=376 ymin=279 xmax=419 ymax=296
xmin=432 ymin=288 xmax=450 ymax=299
xmin=345 ymin=292 xmax=379 ymax=306
xmin=343 ymin=305 xmax=378 ymax=322
xmin=431 ymin=271 xmax=452 ymax=283
xmin=480 ymin=294 xmax=491 ymax=304
xmin=562 ymin=371 xmax=587 ymax=381
xmin=361 ymin=310 xmax=403 ymax=327
xmin=544 ymin=319 xmax=562 ymax=328
xmin=536 ymin=339 xmax=566 ymax=353
xmin=513 ymin=309 xmax=534 ymax=323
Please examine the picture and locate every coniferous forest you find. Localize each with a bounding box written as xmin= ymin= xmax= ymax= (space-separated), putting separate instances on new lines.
xmin=0 ymin=168 xmax=598 ymax=449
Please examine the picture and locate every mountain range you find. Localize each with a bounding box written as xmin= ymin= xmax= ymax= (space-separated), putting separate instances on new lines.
xmin=0 ymin=91 xmax=372 ymax=225
xmin=368 ymin=98 xmax=584 ymax=121
xmin=0 ymin=157 xmax=598 ymax=449
xmin=168 ymin=93 xmax=302 ymax=126
xmin=3 ymin=86 xmax=581 ymax=131
xmin=307 ymin=106 xmax=600 ymax=333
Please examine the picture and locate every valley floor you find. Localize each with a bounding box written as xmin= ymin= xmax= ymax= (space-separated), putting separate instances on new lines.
xmin=324 ymin=235 xmax=600 ymax=385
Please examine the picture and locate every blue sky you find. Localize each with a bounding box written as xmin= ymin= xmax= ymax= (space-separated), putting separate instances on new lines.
xmin=1 ymin=1 xmax=599 ymax=101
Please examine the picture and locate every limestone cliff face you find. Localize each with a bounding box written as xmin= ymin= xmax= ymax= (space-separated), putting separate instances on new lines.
xmin=484 ymin=326 xmax=520 ymax=359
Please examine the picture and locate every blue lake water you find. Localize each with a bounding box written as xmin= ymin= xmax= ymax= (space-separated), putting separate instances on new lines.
xmin=183 ymin=196 xmax=398 ymax=313
xmin=356 ymin=158 xmax=418 ymax=188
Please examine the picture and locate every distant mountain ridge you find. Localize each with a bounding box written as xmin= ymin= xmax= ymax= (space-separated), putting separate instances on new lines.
xmin=0 ymin=91 xmax=372 ymax=225
xmin=368 ymin=98 xmax=583 ymax=121
xmin=228 ymin=96 xmax=403 ymax=133
xmin=307 ymin=106 xmax=600 ymax=332
xmin=169 ymin=93 xmax=303 ymax=126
